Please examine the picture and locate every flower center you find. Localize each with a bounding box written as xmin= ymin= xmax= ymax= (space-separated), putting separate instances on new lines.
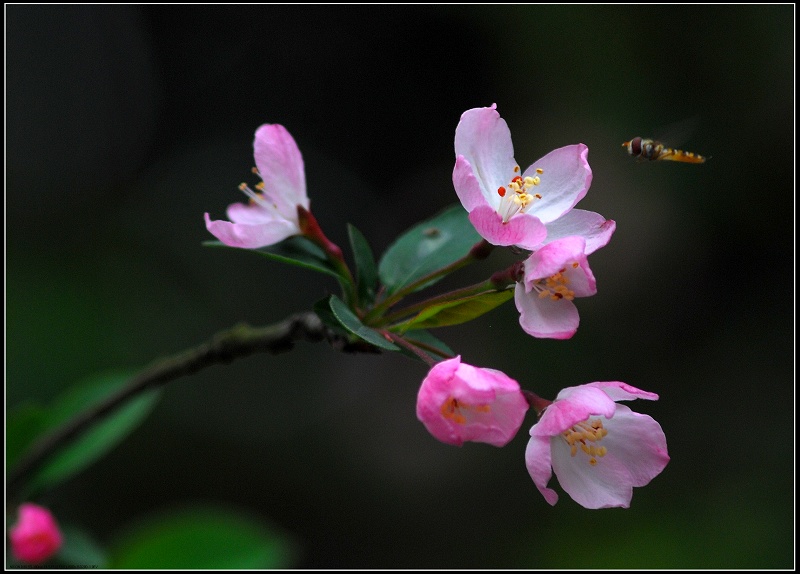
xmin=562 ymin=418 xmax=608 ymax=466
xmin=496 ymin=166 xmax=543 ymax=222
xmin=239 ymin=168 xmax=278 ymax=211
xmin=440 ymin=397 xmax=491 ymax=425
xmin=531 ymin=263 xmax=580 ymax=301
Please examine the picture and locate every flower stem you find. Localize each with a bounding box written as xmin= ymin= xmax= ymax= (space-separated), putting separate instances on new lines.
xmin=378 ymin=280 xmax=499 ymax=327
xmin=384 ymin=331 xmax=438 ymax=366
xmin=377 ymin=259 xmax=523 ymax=328
xmin=401 ymin=333 xmax=455 ymax=361
xmin=6 ymin=312 xmax=367 ymax=504
xmin=522 ymin=390 xmax=552 ymax=416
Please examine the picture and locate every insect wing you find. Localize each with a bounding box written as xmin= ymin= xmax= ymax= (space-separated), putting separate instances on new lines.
xmin=652 ymin=115 xmax=701 ymax=151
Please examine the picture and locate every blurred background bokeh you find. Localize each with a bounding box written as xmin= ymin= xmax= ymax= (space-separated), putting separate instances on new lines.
xmin=7 ymin=5 xmax=794 ymax=568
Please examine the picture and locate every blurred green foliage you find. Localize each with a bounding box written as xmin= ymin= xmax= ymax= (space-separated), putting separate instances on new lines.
xmin=9 ymin=370 xmax=159 ymax=495
xmin=108 ymin=507 xmax=296 ymax=569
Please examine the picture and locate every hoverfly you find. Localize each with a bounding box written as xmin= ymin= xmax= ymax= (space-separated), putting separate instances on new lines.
xmin=622 ymin=136 xmax=707 ymax=164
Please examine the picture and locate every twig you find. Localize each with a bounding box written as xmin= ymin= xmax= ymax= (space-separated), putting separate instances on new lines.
xmin=7 ymin=312 xmax=372 ymax=502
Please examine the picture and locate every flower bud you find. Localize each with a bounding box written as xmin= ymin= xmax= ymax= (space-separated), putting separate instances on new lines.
xmin=9 ymin=503 xmax=63 ymax=565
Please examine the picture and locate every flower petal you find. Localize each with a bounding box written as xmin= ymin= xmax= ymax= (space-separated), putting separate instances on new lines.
xmin=453 ymin=155 xmax=489 ymax=212
xmin=523 ymin=144 xmax=592 ymax=224
xmin=526 ymin=434 xmax=559 ymax=505
xmin=225 ymin=201 xmax=281 ymax=225
xmin=594 ymin=404 xmax=670 ymax=486
xmin=550 ymin=431 xmax=636 ymax=509
xmin=522 ymin=236 xmax=597 ymax=297
xmin=416 ymin=358 xmax=464 ymax=446
xmin=532 ymin=384 xmax=617 ymax=436
xmin=468 ymin=206 xmax=547 ymax=249
xmin=454 ymin=105 xmax=518 ymax=208
xmin=254 ymin=124 xmax=309 ymax=220
xmin=455 ymin=363 xmax=524 ymax=396
xmin=204 ymin=212 xmax=299 ymax=249
xmin=586 ymin=381 xmax=660 ymax=402
xmin=524 ymin=235 xmax=597 ymax=297
xmin=540 ymin=209 xmax=616 ymax=255
xmin=514 ymin=282 xmax=579 ymax=340
xmin=524 ymin=235 xmax=585 ymax=280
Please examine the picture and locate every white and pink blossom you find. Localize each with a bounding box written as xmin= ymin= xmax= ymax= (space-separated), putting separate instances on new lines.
xmin=514 ymin=235 xmax=597 ymax=340
xmin=453 ymin=105 xmax=601 ymax=250
xmin=525 ymin=382 xmax=669 ymax=509
xmin=205 ymin=123 xmax=309 ymax=248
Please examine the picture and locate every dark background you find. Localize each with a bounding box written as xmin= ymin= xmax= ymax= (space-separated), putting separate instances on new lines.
xmin=7 ymin=5 xmax=794 ymax=568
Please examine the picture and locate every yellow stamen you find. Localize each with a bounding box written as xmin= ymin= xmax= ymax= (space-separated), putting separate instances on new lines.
xmin=496 ymin=168 xmax=545 ymax=222
xmin=440 ymin=397 xmax=491 ymax=425
xmin=533 ymin=266 xmax=579 ymax=301
xmin=561 ymin=418 xmax=609 ymax=466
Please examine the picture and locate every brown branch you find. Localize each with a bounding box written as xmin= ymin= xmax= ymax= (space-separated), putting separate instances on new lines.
xmin=7 ymin=312 xmax=373 ymax=502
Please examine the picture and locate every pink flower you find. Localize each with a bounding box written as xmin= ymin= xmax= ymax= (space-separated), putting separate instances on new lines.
xmin=525 ymin=382 xmax=669 ymax=509
xmin=453 ymin=104 xmax=598 ymax=250
xmin=8 ymin=503 xmax=63 ymax=565
xmin=416 ymin=356 xmax=529 ymax=447
xmin=205 ymin=123 xmax=310 ymax=248
xmin=514 ymin=235 xmax=598 ymax=340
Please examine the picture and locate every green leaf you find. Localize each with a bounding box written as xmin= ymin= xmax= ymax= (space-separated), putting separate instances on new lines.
xmin=6 ymin=402 xmax=48 ymax=469
xmin=396 ymin=290 xmax=514 ymax=331
xmin=348 ymin=224 xmax=378 ymax=304
xmin=26 ymin=371 xmax=161 ymax=492
xmin=312 ymin=296 xmax=349 ymax=337
xmin=328 ymin=295 xmax=400 ymax=351
xmin=108 ymin=507 xmax=296 ymax=569
xmin=398 ymin=329 xmax=454 ymax=362
xmin=378 ymin=204 xmax=481 ymax=295
xmin=204 ymin=236 xmax=341 ymax=279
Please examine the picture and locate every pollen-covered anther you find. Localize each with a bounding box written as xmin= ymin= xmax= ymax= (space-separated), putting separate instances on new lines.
xmin=534 ymin=271 xmax=575 ymax=301
xmin=239 ymin=182 xmax=278 ymax=210
xmin=497 ymin=169 xmax=546 ymax=221
xmin=552 ymin=285 xmax=574 ymax=301
xmin=562 ymin=418 xmax=608 ymax=465
xmin=240 ymin=183 xmax=263 ymax=205
xmin=440 ymin=396 xmax=491 ymax=425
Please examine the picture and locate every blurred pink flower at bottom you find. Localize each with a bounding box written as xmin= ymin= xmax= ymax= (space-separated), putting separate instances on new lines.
xmin=9 ymin=503 xmax=63 ymax=565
